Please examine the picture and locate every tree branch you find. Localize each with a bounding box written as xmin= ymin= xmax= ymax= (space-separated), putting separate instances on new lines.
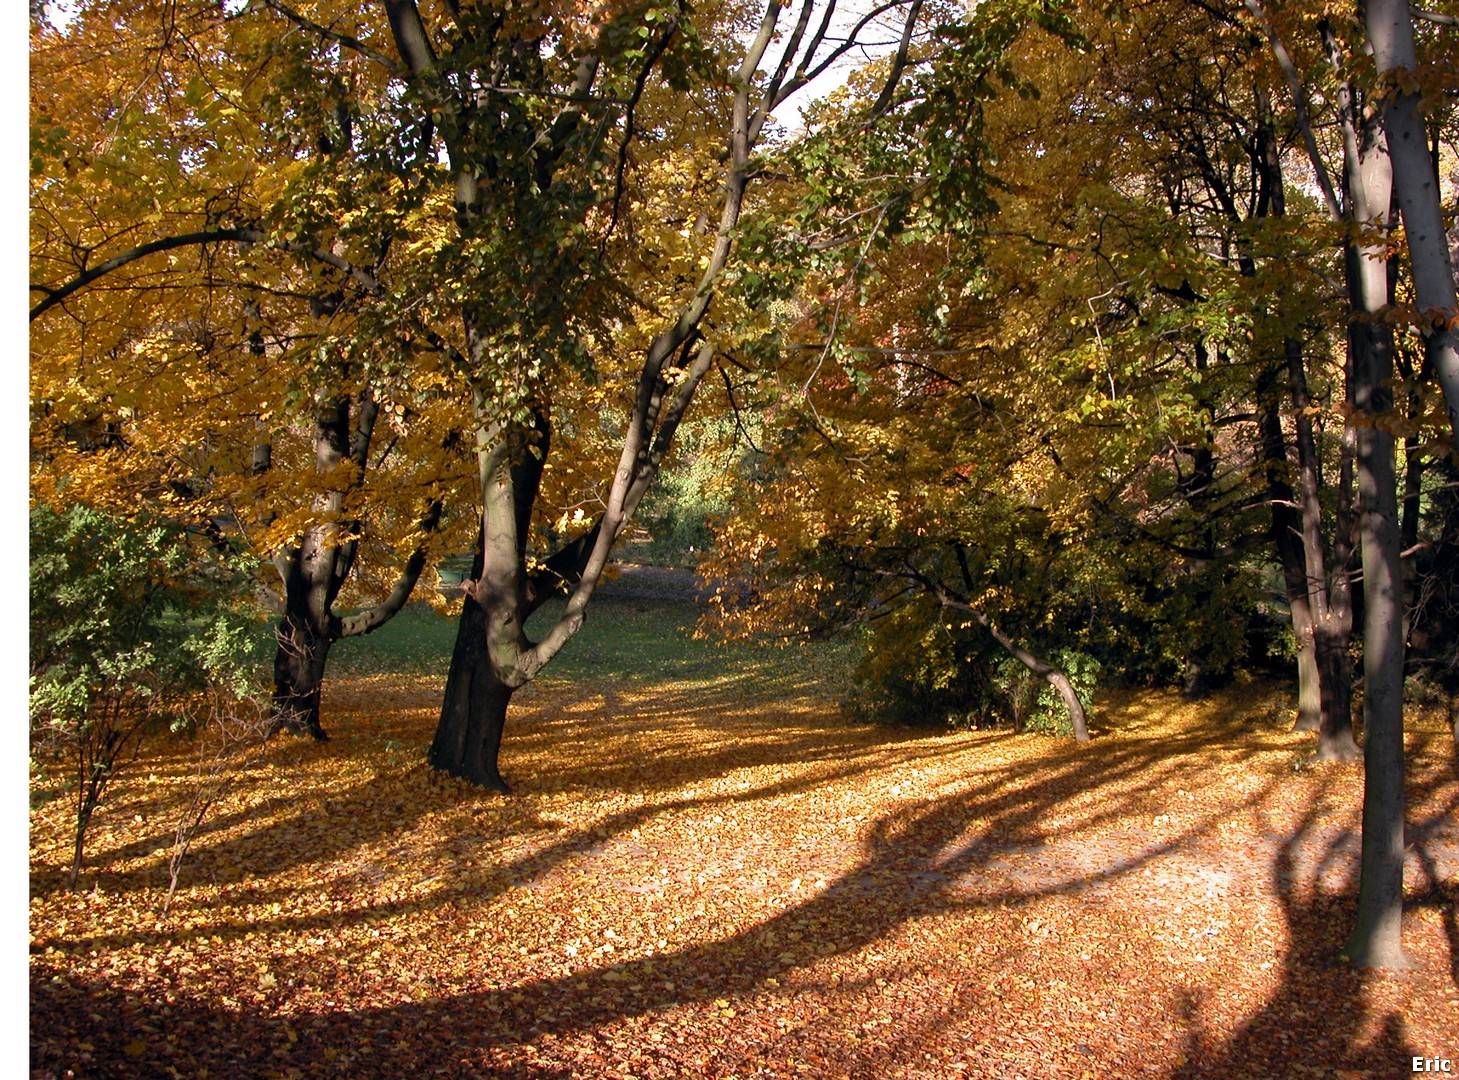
xmin=260 ymin=0 xmax=403 ymax=73
xmin=31 ymin=229 xmax=255 ymax=321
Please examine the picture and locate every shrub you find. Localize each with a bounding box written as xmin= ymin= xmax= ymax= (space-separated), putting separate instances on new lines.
xmin=993 ymin=649 xmax=1102 ymax=737
xmin=29 ymin=504 xmax=258 ymax=890
xmin=845 ymin=598 xmax=1099 ymax=737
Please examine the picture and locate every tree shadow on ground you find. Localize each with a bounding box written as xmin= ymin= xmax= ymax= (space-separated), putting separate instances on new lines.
xmin=33 ymin=692 xmax=1380 ymax=1079
xmin=1162 ymin=733 xmax=1459 ymax=1080
xmin=33 ymin=686 xmax=969 ymax=918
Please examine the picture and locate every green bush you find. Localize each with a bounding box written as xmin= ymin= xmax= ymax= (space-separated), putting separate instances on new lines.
xmin=30 ymin=504 xmax=258 ymax=889
xmin=845 ymin=598 xmax=1098 ymax=737
xmin=993 ymin=649 xmax=1101 ymax=737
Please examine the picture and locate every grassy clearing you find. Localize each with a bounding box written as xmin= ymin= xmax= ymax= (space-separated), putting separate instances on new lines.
xmin=333 ymin=586 xmax=850 ymax=695
xmin=28 ymin=592 xmax=1459 ymax=1080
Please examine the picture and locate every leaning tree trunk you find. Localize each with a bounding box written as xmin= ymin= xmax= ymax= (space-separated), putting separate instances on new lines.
xmin=984 ymin=621 xmax=1090 ymax=743
xmin=954 ymin=602 xmax=1090 ymax=742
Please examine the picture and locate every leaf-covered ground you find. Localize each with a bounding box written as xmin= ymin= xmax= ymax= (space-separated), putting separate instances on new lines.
xmin=29 ymin=606 xmax=1459 ymax=1079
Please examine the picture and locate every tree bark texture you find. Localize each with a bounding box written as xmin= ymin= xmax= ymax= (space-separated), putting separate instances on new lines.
xmin=1365 ymin=0 xmax=1459 ymax=452
xmin=1339 ymin=92 xmax=1411 ymax=969
xmin=430 ymin=585 xmax=513 ymax=792
xmin=271 ymin=608 xmax=334 ymax=740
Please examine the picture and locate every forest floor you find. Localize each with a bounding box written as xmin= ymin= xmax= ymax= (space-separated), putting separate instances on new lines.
xmin=28 ymin=588 xmax=1459 ymax=1079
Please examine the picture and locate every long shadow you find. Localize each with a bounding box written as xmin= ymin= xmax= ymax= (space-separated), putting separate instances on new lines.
xmin=1161 ymin=756 xmax=1459 ymax=1080
xmin=36 ymin=698 xmax=971 ymax=913
xmin=43 ymin=605 xmax=970 ymax=898
xmin=33 ymin=711 xmax=1330 ymax=1079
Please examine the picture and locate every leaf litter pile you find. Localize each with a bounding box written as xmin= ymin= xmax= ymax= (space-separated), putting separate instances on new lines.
xmin=30 ymin=621 xmax=1459 ymax=1079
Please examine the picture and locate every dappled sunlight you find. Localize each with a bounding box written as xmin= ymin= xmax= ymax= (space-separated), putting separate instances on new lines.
xmin=31 ymin=672 xmax=1459 ymax=1078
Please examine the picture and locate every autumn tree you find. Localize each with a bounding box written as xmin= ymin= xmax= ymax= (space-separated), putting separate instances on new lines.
xmin=1238 ymin=0 xmax=1459 ymax=969
xmin=30 ymin=0 xmax=466 ymax=739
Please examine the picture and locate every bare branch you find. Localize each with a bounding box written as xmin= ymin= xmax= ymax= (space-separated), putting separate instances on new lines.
xmin=1412 ymin=7 xmax=1458 ymax=24
xmin=1243 ymin=0 xmax=1343 ymax=220
xmin=868 ymin=0 xmax=923 ymax=118
xmin=260 ymin=0 xmax=403 ymax=73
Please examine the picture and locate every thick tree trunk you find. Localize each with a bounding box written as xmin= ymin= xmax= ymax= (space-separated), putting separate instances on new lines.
xmin=263 ymin=390 xmax=438 ymax=741
xmin=1293 ymin=638 xmax=1322 ymax=733
xmin=271 ymin=609 xmax=333 ymax=740
xmin=1310 ymin=624 xmax=1357 ymax=760
xmin=429 ymin=590 xmax=514 ymax=792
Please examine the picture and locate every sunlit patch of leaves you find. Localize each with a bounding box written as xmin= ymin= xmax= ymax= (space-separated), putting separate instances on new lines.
xmin=31 ymin=667 xmax=1459 ymax=1079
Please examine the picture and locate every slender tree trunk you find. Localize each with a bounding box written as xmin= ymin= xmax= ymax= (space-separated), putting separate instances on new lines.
xmin=1259 ymin=368 xmax=1322 ymax=731
xmin=1340 ymin=95 xmax=1411 ymax=968
xmin=1285 ymin=339 xmax=1361 ymax=760
xmin=1365 ymin=0 xmax=1459 ymax=452
xmin=1345 ymin=305 xmax=1412 ymax=968
xmin=1179 ymin=342 xmax=1220 ymax=701
xmin=1248 ymin=103 xmax=1333 ymax=737
xmin=975 ymin=610 xmax=1090 ymax=742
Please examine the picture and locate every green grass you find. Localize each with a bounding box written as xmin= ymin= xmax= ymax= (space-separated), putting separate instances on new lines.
xmin=331 ymin=594 xmax=855 ymax=693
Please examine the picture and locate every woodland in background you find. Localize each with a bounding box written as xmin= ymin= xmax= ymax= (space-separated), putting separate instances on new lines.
xmin=28 ymin=0 xmax=1459 ymax=1009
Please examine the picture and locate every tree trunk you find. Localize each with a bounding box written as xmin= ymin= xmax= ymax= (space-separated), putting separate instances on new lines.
xmin=1286 ymin=338 xmax=1361 ymax=761
xmin=1259 ymin=382 xmax=1321 ymax=731
xmin=978 ymin=613 xmax=1090 ymax=742
xmin=416 ymin=0 xmax=791 ymax=790
xmin=1310 ymin=622 xmax=1357 ymax=760
xmin=1340 ymin=92 xmax=1411 ymax=968
xmin=1344 ymin=317 xmax=1412 ymax=968
xmin=271 ymin=608 xmax=333 ymax=740
xmin=1365 ymin=0 xmax=1459 ymax=452
xmin=429 ymin=589 xmax=513 ymax=792
xmin=264 ymin=391 xmax=439 ymax=741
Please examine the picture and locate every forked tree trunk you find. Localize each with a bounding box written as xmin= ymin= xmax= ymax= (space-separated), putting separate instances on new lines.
xmin=264 ymin=391 xmax=441 ymax=741
xmin=411 ymin=0 xmax=921 ymax=791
